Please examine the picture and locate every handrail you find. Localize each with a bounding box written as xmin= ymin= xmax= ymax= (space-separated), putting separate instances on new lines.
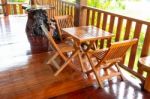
xmin=61 ymin=0 xmax=76 ymax=6
xmin=82 ymin=5 xmax=150 ymax=25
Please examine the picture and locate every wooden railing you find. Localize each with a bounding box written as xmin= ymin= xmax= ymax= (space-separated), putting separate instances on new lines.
xmin=46 ymin=0 xmax=76 ymax=20
xmin=81 ymin=6 xmax=150 ymax=82
xmin=2 ymin=0 xmax=76 ymax=19
xmin=6 ymin=2 xmax=24 ymax=15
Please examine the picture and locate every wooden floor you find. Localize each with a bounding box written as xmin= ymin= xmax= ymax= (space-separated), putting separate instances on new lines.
xmin=0 ymin=15 xmax=150 ymax=99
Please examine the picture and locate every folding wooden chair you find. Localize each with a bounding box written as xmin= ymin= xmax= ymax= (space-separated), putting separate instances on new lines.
xmin=54 ymin=15 xmax=74 ymax=41
xmin=86 ymin=39 xmax=138 ymax=88
xmin=41 ymin=22 xmax=77 ymax=76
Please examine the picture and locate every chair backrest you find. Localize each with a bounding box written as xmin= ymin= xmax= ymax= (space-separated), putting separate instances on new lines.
xmin=54 ymin=15 xmax=74 ymax=39
xmin=41 ymin=23 xmax=64 ymax=55
xmin=102 ymin=39 xmax=138 ymax=63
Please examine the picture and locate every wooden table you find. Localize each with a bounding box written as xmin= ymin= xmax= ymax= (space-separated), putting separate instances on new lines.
xmin=139 ymin=56 xmax=150 ymax=92
xmin=62 ymin=26 xmax=114 ymax=72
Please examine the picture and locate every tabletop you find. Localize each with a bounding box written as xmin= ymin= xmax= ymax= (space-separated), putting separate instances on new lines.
xmin=62 ymin=26 xmax=114 ymax=42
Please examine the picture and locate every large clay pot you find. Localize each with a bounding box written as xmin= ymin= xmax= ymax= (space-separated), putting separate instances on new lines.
xmin=26 ymin=9 xmax=49 ymax=54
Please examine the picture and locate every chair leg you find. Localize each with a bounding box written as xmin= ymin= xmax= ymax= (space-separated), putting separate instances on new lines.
xmin=77 ymin=52 xmax=85 ymax=72
xmin=47 ymin=52 xmax=59 ymax=64
xmin=54 ymin=50 xmax=79 ymax=76
xmin=93 ymin=68 xmax=104 ymax=88
xmin=86 ymin=53 xmax=103 ymax=88
xmin=115 ymin=63 xmax=125 ymax=81
xmin=52 ymin=60 xmax=60 ymax=69
xmin=104 ymin=68 xmax=109 ymax=76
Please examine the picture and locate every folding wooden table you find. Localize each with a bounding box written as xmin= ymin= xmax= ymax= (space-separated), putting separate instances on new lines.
xmin=62 ymin=26 xmax=114 ymax=72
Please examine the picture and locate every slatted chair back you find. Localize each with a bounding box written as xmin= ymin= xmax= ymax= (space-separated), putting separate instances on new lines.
xmin=54 ymin=15 xmax=74 ymax=40
xmin=101 ymin=39 xmax=138 ymax=64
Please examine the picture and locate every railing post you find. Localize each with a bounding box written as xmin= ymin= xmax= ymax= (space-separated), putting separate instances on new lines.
xmin=1 ymin=0 xmax=7 ymax=16
xmin=79 ymin=0 xmax=87 ymax=26
xmin=30 ymin=0 xmax=36 ymax=5
xmin=74 ymin=1 xmax=80 ymax=26
xmin=74 ymin=0 xmax=87 ymax=26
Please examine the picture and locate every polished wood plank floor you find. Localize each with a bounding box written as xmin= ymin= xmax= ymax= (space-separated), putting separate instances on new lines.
xmin=0 ymin=15 xmax=150 ymax=99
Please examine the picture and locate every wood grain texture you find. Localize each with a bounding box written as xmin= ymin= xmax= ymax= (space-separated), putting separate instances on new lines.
xmin=62 ymin=26 xmax=114 ymax=43
xmin=1 ymin=13 xmax=150 ymax=99
xmin=0 ymin=15 xmax=94 ymax=98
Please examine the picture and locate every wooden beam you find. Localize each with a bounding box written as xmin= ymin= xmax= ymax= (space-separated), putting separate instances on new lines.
xmin=79 ymin=0 xmax=87 ymax=26
xmin=1 ymin=0 xmax=7 ymax=16
xmin=30 ymin=0 xmax=36 ymax=5
xmin=74 ymin=0 xmax=87 ymax=26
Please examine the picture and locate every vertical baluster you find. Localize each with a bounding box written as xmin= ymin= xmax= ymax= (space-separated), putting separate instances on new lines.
xmin=95 ymin=12 xmax=102 ymax=48
xmin=65 ymin=4 xmax=68 ymax=15
xmin=49 ymin=0 xmax=51 ymax=18
xmin=70 ymin=6 xmax=73 ymax=16
xmin=124 ymin=20 xmax=132 ymax=40
xmin=67 ymin=5 xmax=70 ymax=15
xmin=56 ymin=0 xmax=59 ymax=16
xmin=86 ymin=9 xmax=90 ymax=25
xmin=107 ymin=15 xmax=115 ymax=47
xmin=6 ymin=4 xmax=11 ymax=15
xmin=63 ymin=3 xmax=66 ymax=15
xmin=128 ymin=22 xmax=142 ymax=69
xmin=115 ymin=17 xmax=123 ymax=42
xmin=52 ymin=0 xmax=55 ymax=16
xmin=96 ymin=12 xmax=101 ymax=28
xmin=100 ymin=13 xmax=108 ymax=48
xmin=91 ymin=10 xmax=95 ymax=26
xmin=19 ymin=4 xmax=23 ymax=14
xmin=62 ymin=2 xmax=64 ymax=15
xmin=121 ymin=19 xmax=132 ymax=63
xmin=13 ymin=4 xmax=17 ymax=14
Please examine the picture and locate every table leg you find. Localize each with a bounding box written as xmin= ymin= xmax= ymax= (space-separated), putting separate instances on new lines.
xmin=77 ymin=52 xmax=85 ymax=72
xmin=144 ymin=73 xmax=150 ymax=92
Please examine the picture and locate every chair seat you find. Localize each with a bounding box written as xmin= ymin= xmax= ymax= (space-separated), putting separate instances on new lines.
xmin=88 ymin=48 xmax=109 ymax=60
xmin=58 ymin=43 xmax=75 ymax=52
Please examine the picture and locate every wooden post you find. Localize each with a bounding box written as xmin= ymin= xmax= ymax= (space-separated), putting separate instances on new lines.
xmin=30 ymin=0 xmax=36 ymax=5
xmin=1 ymin=0 xmax=7 ymax=16
xmin=79 ymin=0 xmax=87 ymax=26
xmin=74 ymin=0 xmax=87 ymax=26
xmin=144 ymin=73 xmax=150 ymax=92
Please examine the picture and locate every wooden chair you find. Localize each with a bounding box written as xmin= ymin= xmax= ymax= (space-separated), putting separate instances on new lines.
xmin=86 ymin=39 xmax=138 ymax=88
xmin=54 ymin=15 xmax=74 ymax=41
xmin=41 ymin=22 xmax=76 ymax=76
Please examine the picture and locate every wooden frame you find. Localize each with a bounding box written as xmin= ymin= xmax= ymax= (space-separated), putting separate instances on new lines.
xmin=86 ymin=39 xmax=138 ymax=88
xmin=41 ymin=22 xmax=76 ymax=76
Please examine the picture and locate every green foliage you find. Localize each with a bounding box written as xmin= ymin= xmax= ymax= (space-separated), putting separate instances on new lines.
xmin=87 ymin=0 xmax=125 ymax=10
xmin=8 ymin=0 xmax=27 ymax=2
xmin=65 ymin=0 xmax=76 ymax=3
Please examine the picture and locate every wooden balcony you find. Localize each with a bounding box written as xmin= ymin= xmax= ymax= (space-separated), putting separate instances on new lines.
xmin=0 ymin=0 xmax=150 ymax=98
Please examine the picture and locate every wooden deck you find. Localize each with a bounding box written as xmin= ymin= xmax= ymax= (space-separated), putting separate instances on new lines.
xmin=0 ymin=15 xmax=150 ymax=99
